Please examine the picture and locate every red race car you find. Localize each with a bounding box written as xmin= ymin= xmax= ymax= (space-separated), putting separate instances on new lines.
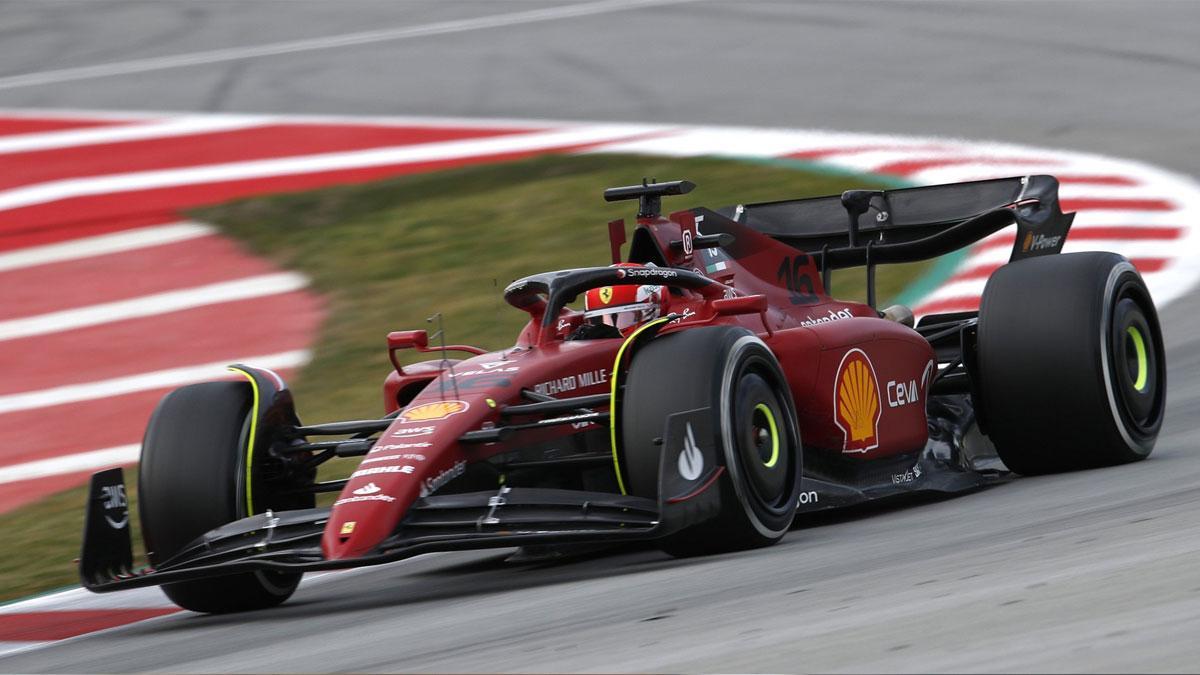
xmin=80 ymin=175 xmax=1166 ymax=613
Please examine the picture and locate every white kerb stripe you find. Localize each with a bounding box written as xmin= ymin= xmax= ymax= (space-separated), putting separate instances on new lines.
xmin=0 ymin=222 xmax=215 ymax=273
xmin=0 ymin=349 xmax=310 ymax=415
xmin=0 ymin=115 xmax=271 ymax=155
xmin=0 ymin=445 xmax=139 ymax=485
xmin=0 ymin=272 xmax=307 ymax=342
xmin=0 ymin=123 xmax=667 ymax=213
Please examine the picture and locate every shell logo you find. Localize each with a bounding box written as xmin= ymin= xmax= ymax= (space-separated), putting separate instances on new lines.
xmin=833 ymin=348 xmax=881 ymax=453
xmin=1022 ymin=231 xmax=1035 ymax=252
xmin=599 ymin=287 xmax=613 ymax=304
xmin=399 ymin=400 xmax=469 ymax=423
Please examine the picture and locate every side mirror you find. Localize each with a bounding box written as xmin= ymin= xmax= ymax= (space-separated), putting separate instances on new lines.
xmin=712 ymin=294 xmax=767 ymax=316
xmin=387 ymin=330 xmax=428 ymax=351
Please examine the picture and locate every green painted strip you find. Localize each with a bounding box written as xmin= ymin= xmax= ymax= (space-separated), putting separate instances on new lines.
xmin=1127 ymin=326 xmax=1148 ymax=391
xmin=891 ymin=246 xmax=971 ymax=308
xmin=755 ymin=403 xmax=780 ymax=468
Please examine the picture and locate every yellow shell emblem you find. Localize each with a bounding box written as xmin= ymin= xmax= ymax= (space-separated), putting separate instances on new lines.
xmin=834 ymin=349 xmax=881 ymax=453
xmin=599 ymin=287 xmax=613 ymax=304
xmin=400 ymin=400 xmax=469 ymax=422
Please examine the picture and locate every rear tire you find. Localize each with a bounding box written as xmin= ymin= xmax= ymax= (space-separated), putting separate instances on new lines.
xmin=139 ymin=381 xmax=306 ymax=613
xmin=622 ymin=327 xmax=803 ymax=556
xmin=977 ymin=252 xmax=1166 ymax=474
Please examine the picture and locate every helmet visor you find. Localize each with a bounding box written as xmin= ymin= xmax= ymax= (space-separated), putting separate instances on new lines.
xmin=584 ymin=302 xmax=658 ymax=333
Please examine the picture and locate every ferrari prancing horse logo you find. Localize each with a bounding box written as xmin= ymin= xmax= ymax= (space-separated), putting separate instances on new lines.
xmin=833 ymin=348 xmax=881 ymax=454
xmin=598 ymin=287 xmax=613 ymax=304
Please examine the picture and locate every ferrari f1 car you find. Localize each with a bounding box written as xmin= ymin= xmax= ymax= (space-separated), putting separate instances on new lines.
xmin=80 ymin=175 xmax=1166 ymax=613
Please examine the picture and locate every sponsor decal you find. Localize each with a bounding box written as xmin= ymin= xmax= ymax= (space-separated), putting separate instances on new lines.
xmin=618 ymin=267 xmax=679 ymax=280
xmin=400 ymin=400 xmax=469 ymax=423
xmin=891 ymin=463 xmax=923 ymax=485
xmin=391 ymin=425 xmax=436 ymax=438
xmin=678 ymin=422 xmax=704 ymax=481
xmin=533 ymin=368 xmax=609 ymax=396
xmin=361 ymin=452 xmax=427 ymax=465
xmin=334 ymin=494 xmax=396 ymax=506
xmin=669 ymin=307 xmax=697 ymax=323
xmin=452 ymin=373 xmax=513 ymax=389
xmin=340 ymin=521 xmax=356 ymax=535
xmin=800 ymin=308 xmax=853 ymax=327
xmin=681 ymin=229 xmax=694 ymax=255
xmin=876 ymin=210 xmax=890 ymax=223
xmin=797 ymin=490 xmax=819 ymax=506
xmin=1022 ymin=232 xmax=1062 ymax=252
xmin=834 ymin=348 xmax=882 ymax=453
xmin=353 ymin=482 xmax=381 ymax=495
xmin=352 ymin=465 xmax=416 ymax=477
xmin=536 ymin=412 xmax=600 ymax=426
xmin=101 ymin=484 xmax=128 ymax=529
xmin=557 ymin=318 xmax=571 ymax=332
xmin=598 ymin=286 xmax=613 ymax=304
xmin=887 ymin=378 xmax=920 ymax=407
xmin=420 ymin=460 xmax=466 ymax=497
xmin=371 ymin=443 xmax=431 ymax=451
xmin=448 ymin=366 xmax=519 ymax=378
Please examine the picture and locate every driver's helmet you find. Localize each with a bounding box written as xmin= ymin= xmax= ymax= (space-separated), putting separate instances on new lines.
xmin=583 ymin=265 xmax=665 ymax=336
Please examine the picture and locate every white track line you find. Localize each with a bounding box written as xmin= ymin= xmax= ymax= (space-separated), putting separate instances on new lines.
xmin=0 ymin=123 xmax=667 ymax=213
xmin=0 ymin=445 xmax=139 ymax=485
xmin=0 ymin=115 xmax=271 ymax=155
xmin=0 ymin=349 xmax=310 ymax=416
xmin=0 ymin=222 xmax=215 ymax=273
xmin=0 ymin=0 xmax=697 ymax=91
xmin=0 ymin=272 xmax=307 ymax=342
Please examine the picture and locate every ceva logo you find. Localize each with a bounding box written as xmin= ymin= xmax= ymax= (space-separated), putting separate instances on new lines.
xmin=834 ymin=348 xmax=881 ymax=454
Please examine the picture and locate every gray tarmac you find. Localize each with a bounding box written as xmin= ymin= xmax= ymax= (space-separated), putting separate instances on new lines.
xmin=2 ymin=1 xmax=1199 ymax=672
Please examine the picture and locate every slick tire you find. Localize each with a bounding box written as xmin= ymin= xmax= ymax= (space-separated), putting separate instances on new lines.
xmin=977 ymin=252 xmax=1166 ymax=475
xmin=622 ymin=326 xmax=803 ymax=556
xmin=139 ymin=381 xmax=302 ymax=613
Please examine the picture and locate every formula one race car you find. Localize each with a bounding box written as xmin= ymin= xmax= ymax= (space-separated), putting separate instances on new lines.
xmin=80 ymin=175 xmax=1166 ymax=613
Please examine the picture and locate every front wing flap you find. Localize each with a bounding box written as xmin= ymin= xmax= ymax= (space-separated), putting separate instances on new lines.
xmin=79 ymin=423 xmax=725 ymax=593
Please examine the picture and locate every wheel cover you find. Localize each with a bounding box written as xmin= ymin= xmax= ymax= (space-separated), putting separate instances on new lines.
xmin=1099 ymin=265 xmax=1166 ymax=452
xmin=719 ymin=336 xmax=802 ymax=538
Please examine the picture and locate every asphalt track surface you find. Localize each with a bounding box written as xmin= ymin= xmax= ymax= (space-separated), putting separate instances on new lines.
xmin=2 ymin=1 xmax=1199 ymax=672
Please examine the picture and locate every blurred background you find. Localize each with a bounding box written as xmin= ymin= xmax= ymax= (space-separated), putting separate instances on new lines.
xmin=1 ymin=1 xmax=1198 ymax=672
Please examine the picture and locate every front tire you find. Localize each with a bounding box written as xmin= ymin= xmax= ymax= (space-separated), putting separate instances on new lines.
xmin=621 ymin=326 xmax=803 ymax=556
xmin=976 ymin=252 xmax=1166 ymax=474
xmin=139 ymin=381 xmax=306 ymax=613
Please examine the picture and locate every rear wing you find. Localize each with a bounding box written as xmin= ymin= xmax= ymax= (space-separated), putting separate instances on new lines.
xmin=718 ymin=175 xmax=1074 ymax=271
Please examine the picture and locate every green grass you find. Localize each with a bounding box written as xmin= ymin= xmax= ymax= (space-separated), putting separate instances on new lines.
xmin=0 ymin=153 xmax=928 ymax=602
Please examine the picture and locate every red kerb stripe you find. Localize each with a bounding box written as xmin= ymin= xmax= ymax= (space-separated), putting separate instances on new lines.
xmin=0 ymin=117 xmax=130 ymax=137
xmin=0 ymin=609 xmax=178 ymax=641
xmin=875 ymin=156 xmax=1059 ymax=176
xmin=1055 ymin=175 xmax=1140 ymax=187
xmin=1062 ymin=197 xmax=1174 ymax=211
xmin=784 ymin=144 xmax=950 ymax=160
